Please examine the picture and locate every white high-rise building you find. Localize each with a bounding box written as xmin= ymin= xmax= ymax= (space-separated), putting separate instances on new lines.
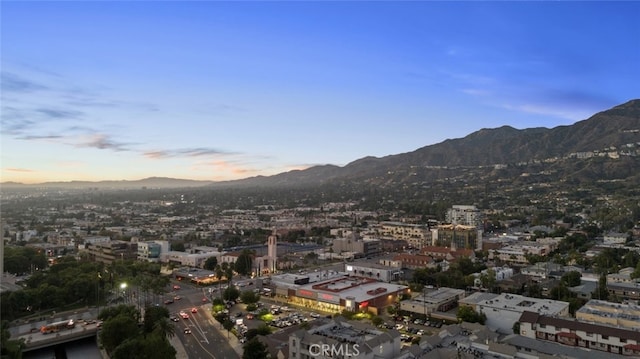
xmin=446 ymin=205 xmax=481 ymax=227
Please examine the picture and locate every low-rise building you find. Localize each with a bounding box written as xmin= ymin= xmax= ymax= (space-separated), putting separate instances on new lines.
xmin=332 ymin=237 xmax=382 ymax=258
xmin=604 ymin=232 xmax=629 ymax=245
xmin=400 ymin=287 xmax=465 ymax=317
xmin=81 ymin=239 xmax=138 ymax=264
xmin=137 ymin=240 xmax=170 ymax=262
xmin=289 ymin=317 xmax=402 ymax=359
xmin=161 ymin=249 xmax=222 ymax=268
xmin=379 ymin=222 xmax=430 ymax=247
xmin=489 ymin=241 xmax=551 ymax=265
xmin=607 ymin=281 xmax=640 ymax=301
xmin=271 ymin=272 xmax=408 ymax=315
xmin=344 ymin=261 xmax=404 ymax=282
xmin=459 ymin=292 xmax=570 ymax=334
xmin=607 ymin=267 xmax=639 ymax=284
xmin=576 ymin=300 xmax=640 ymax=330
xmin=391 ymin=253 xmax=435 ymax=270
xmin=519 ymin=311 xmax=640 ymax=357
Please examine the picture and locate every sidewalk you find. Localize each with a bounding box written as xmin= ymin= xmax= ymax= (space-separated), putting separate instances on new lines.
xmin=203 ymin=304 xmax=243 ymax=358
xmin=169 ymin=335 xmax=189 ymax=359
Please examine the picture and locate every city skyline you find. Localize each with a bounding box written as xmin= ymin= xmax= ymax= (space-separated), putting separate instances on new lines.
xmin=2 ymin=1 xmax=639 ymax=184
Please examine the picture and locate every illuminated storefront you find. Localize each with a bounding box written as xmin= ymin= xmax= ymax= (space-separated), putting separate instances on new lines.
xmin=278 ymin=275 xmax=409 ymax=314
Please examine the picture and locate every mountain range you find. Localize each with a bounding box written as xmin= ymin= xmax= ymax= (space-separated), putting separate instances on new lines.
xmin=3 ymin=99 xmax=639 ymax=190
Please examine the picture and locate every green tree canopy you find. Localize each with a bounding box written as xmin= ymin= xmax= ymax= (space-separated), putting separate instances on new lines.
xmin=240 ymin=290 xmax=260 ymax=305
xmin=234 ymin=250 xmax=253 ymax=276
xmin=242 ymin=337 xmax=269 ymax=359
xmin=223 ymin=286 xmax=240 ymax=302
xmin=561 ymin=271 xmax=582 ymax=287
xmin=203 ymin=256 xmax=218 ymax=271
xmin=457 ymin=305 xmax=486 ymax=324
xmin=99 ymin=314 xmax=140 ymax=354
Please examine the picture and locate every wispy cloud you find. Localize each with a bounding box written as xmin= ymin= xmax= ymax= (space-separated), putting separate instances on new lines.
xmin=74 ymin=134 xmax=132 ymax=152
xmin=36 ymin=108 xmax=84 ymax=119
xmin=192 ymin=159 xmax=262 ymax=177
xmin=144 ymin=147 xmax=235 ymax=159
xmin=6 ymin=168 xmax=35 ymax=173
xmin=0 ymin=72 xmax=49 ymax=93
xmin=17 ymin=134 xmax=64 ymax=140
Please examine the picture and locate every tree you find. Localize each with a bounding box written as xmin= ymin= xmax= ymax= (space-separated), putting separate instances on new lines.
xmin=512 ymin=322 xmax=521 ymax=334
xmin=171 ymin=242 xmax=185 ymax=252
xmin=457 ymin=305 xmax=486 ymax=324
xmin=223 ymin=286 xmax=240 ymax=302
xmin=240 ymin=290 xmax=260 ymax=305
xmin=153 ymin=318 xmax=176 ymax=340
xmin=245 ymin=324 xmax=271 ymax=340
xmin=561 ymin=271 xmax=582 ymax=287
xmin=371 ymin=316 xmax=384 ymax=327
xmin=592 ymin=274 xmax=610 ymax=301
xmin=235 ymin=250 xmax=253 ymax=276
xmin=1 ymin=320 xmax=24 ymax=359
xmin=143 ymin=305 xmax=170 ymax=335
xmin=99 ymin=314 xmax=140 ymax=354
xmin=243 ymin=337 xmax=269 ymax=359
xmin=204 ymin=256 xmax=218 ymax=271
xmin=480 ymin=269 xmax=496 ymax=291
xmin=632 ymin=261 xmax=640 ymax=279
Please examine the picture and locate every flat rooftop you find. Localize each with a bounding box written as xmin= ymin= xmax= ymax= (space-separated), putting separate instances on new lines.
xmin=577 ymin=299 xmax=640 ymax=322
xmin=312 ymin=319 xmax=384 ymax=343
xmin=461 ymin=292 xmax=568 ymax=315
xmin=299 ymin=276 xmax=407 ymax=303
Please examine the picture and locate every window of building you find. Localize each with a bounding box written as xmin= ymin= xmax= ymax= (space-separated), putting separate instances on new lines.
xmin=621 ymin=338 xmax=627 ymax=343
xmin=603 ymin=335 xmax=609 ymax=340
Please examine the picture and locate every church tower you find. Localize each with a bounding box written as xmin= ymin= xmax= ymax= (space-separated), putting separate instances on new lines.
xmin=267 ymin=228 xmax=277 ymax=274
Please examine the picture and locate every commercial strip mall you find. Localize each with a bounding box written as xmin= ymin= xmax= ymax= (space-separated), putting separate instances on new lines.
xmin=270 ymin=270 xmax=409 ymax=315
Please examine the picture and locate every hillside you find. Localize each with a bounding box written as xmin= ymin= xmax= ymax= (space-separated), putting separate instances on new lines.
xmin=3 ymin=99 xmax=639 ymax=191
xmin=223 ymin=99 xmax=640 ymax=188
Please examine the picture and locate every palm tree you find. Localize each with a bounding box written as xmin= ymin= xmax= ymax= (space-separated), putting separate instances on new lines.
xmin=215 ymin=264 xmax=225 ymax=300
xmin=153 ymin=317 xmax=175 ymax=339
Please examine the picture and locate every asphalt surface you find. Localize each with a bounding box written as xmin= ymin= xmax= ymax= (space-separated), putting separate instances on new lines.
xmin=167 ymin=279 xmax=241 ymax=359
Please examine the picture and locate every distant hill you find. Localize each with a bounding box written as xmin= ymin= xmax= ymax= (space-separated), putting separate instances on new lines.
xmin=0 ymin=177 xmax=213 ymax=190
xmin=3 ymin=99 xmax=639 ymax=191
xmin=222 ymin=99 xmax=640 ymax=188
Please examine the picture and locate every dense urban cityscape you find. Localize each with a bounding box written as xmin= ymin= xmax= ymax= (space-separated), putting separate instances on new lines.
xmin=2 ymin=164 xmax=640 ymax=359
xmin=3 ymin=1 xmax=640 ymax=358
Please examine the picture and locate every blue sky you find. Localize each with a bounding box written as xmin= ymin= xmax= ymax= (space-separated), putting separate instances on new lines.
xmin=2 ymin=1 xmax=638 ymax=184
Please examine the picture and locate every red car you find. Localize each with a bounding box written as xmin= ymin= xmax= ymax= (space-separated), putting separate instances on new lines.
xmin=191 ymin=307 xmax=198 ymax=313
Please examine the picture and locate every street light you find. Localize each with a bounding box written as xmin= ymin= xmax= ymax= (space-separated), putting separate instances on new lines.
xmin=120 ymin=283 xmax=128 ymax=303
